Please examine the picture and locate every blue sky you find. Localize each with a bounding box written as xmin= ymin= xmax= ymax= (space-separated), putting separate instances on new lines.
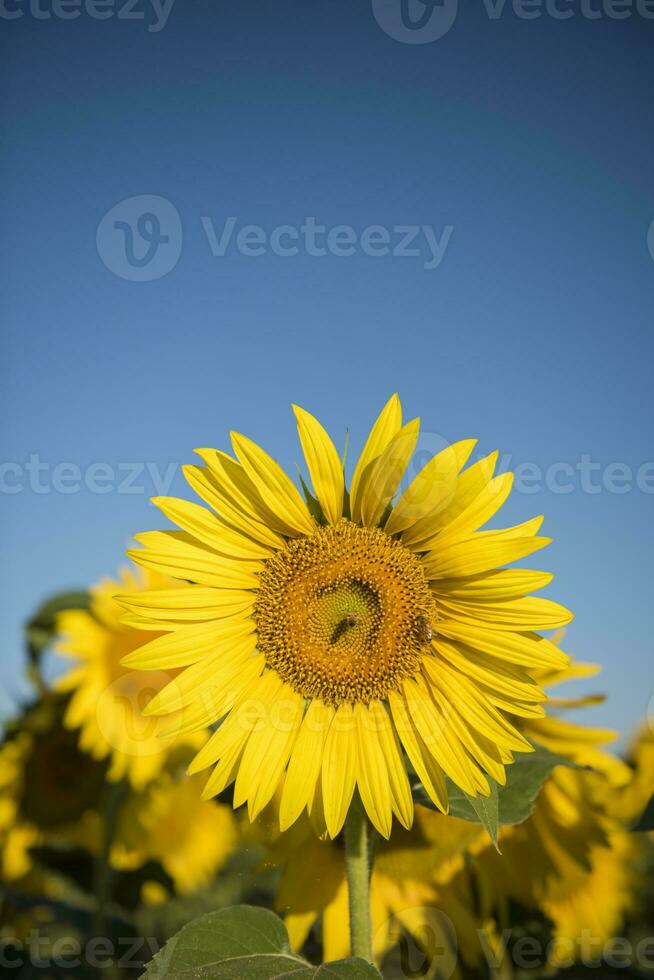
xmin=2 ymin=1 xmax=653 ymax=744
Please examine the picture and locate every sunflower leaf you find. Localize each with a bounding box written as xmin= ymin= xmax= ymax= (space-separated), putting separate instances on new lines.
xmin=25 ymin=590 xmax=90 ymax=667
xmin=140 ymin=904 xmax=381 ymax=978
xmin=410 ymin=741 xmax=584 ymax=839
xmin=462 ymin=784 xmax=500 ymax=850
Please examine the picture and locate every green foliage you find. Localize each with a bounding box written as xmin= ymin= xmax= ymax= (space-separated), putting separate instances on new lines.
xmin=141 ymin=905 xmax=381 ymax=979
xmin=412 ymin=741 xmax=584 ymax=845
xmin=25 ymin=590 xmax=90 ymax=670
xmin=632 ymin=794 xmax=654 ymax=832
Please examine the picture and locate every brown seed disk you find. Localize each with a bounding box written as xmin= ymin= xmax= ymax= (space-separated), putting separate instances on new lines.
xmin=254 ymin=520 xmax=437 ymax=705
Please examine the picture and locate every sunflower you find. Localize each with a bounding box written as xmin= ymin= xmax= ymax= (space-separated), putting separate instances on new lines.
xmin=122 ymin=395 xmax=571 ymax=838
xmin=55 ymin=566 xmax=191 ymax=789
xmin=257 ymin=800 xmax=485 ymax=973
xmin=0 ymin=734 xmax=40 ymax=882
xmin=110 ymin=742 xmax=237 ymax=896
xmin=459 ymin=659 xmax=639 ymax=970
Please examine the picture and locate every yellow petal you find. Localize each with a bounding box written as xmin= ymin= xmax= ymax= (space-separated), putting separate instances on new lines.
xmin=231 ymin=432 xmax=315 ymax=536
xmin=234 ymin=685 xmax=303 ymax=819
xmin=195 ymin=449 xmax=294 ymax=541
xmin=353 ymin=703 xmax=393 ymax=838
xmin=183 ymin=463 xmax=284 ymax=549
xmin=164 ymin=656 xmax=265 ymax=736
xmin=434 ymin=637 xmax=547 ymax=703
xmin=422 ymin=656 xmax=532 ymax=752
xmin=436 ymin=621 xmax=570 ymax=671
xmin=387 ymin=690 xmax=448 ymax=813
xmin=321 ymin=704 xmax=357 ymax=838
xmin=358 ymin=419 xmax=420 ymax=528
xmin=437 ymin=595 xmax=574 ymax=631
xmin=350 ymin=394 xmax=402 ymax=522
xmin=129 ymin=531 xmax=262 ymax=590
xmin=151 ymin=496 xmax=273 ymax=559
xmin=190 ymin=668 xmax=278 ymax=776
xmin=280 ymin=699 xmax=334 ymax=832
xmin=435 ymin=471 xmax=514 ymax=543
xmin=422 ymin=527 xmax=550 ymax=580
xmin=293 ymin=405 xmax=344 ymax=524
xmin=403 ymin=677 xmax=489 ymax=797
xmin=402 ymin=450 xmax=499 ymax=547
xmin=121 ymin=617 xmax=254 ymax=670
xmin=385 ymin=439 xmax=476 ymax=535
xmin=367 ymin=700 xmax=413 ymax=829
xmin=115 ymin=586 xmax=254 ymax=625
xmin=435 ymin=569 xmax=554 ymax=600
xmin=143 ymin=637 xmax=260 ymax=716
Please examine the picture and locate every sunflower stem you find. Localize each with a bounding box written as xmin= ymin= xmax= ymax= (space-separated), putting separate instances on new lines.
xmin=93 ymin=780 xmax=126 ymax=958
xmin=344 ymin=793 xmax=373 ymax=962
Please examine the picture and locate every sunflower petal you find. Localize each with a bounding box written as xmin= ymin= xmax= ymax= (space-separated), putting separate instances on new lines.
xmin=293 ymin=405 xmax=344 ymax=525
xmin=231 ymin=432 xmax=315 ymax=536
xmin=349 ymin=394 xmax=403 ymax=518
xmin=385 ymin=439 xmax=476 ymax=535
xmin=321 ymin=704 xmax=357 ymax=838
xmin=354 ymin=703 xmax=393 ymax=838
xmin=151 ymin=496 xmax=273 ymax=559
xmin=358 ymin=419 xmax=420 ymax=528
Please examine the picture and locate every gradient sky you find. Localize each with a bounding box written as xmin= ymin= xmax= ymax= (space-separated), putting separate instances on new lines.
xmin=2 ymin=1 xmax=653 ymax=744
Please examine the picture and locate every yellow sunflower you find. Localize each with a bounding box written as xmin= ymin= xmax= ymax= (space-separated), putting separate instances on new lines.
xmin=0 ymin=734 xmax=41 ymax=882
xmin=122 ymin=395 xmax=571 ymax=838
xmin=257 ymin=800 xmax=485 ymax=973
xmin=464 ymin=659 xmax=639 ymax=970
xmin=110 ymin=742 xmax=238 ymax=896
xmin=55 ymin=566 xmax=190 ymax=789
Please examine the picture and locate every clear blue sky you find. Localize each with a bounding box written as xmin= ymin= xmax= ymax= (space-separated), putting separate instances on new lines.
xmin=2 ymin=2 xmax=653 ymax=744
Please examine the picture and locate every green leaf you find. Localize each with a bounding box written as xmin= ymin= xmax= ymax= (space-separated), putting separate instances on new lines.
xmin=462 ymin=783 xmax=500 ymax=849
xmin=411 ymin=741 xmax=585 ymax=842
xmin=632 ymin=795 xmax=654 ymax=832
xmin=141 ymin=905 xmax=381 ymax=979
xmin=25 ymin=591 xmax=90 ymax=666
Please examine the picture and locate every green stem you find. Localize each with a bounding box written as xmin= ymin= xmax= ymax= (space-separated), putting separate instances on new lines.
xmin=343 ymin=794 xmax=373 ymax=962
xmin=93 ymin=780 xmax=126 ymax=959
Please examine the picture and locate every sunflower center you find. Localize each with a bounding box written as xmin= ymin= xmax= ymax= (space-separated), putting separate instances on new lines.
xmin=254 ymin=520 xmax=437 ymax=705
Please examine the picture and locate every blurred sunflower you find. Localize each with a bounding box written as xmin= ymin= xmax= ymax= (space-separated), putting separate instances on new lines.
xmin=111 ymin=742 xmax=237 ymax=896
xmin=465 ymin=659 xmax=639 ymax=970
xmin=258 ymin=801 xmax=485 ymax=974
xmin=55 ymin=566 xmax=190 ymax=789
xmin=0 ymin=697 xmax=109 ymax=882
xmin=122 ymin=394 xmax=572 ymax=838
xmin=0 ymin=734 xmax=40 ymax=882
